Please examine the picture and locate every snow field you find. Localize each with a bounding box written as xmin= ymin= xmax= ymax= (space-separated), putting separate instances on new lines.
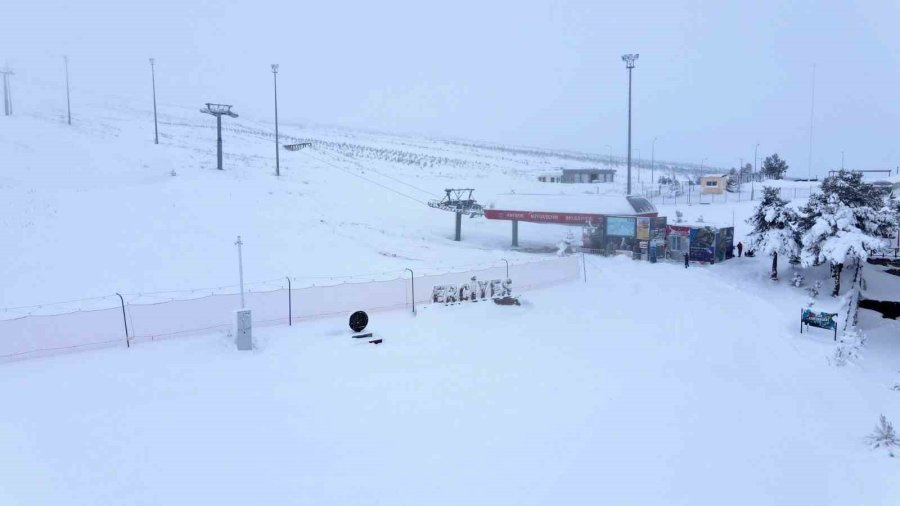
xmin=0 ymin=256 xmax=897 ymax=505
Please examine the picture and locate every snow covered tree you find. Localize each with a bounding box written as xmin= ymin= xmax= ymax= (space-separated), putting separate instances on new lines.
xmin=725 ymin=168 xmax=738 ymax=192
xmin=746 ymin=187 xmax=800 ymax=279
xmin=797 ymin=170 xmax=897 ymax=296
xmin=761 ymin=153 xmax=789 ymax=180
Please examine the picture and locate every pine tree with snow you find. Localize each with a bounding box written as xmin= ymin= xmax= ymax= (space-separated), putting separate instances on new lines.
xmin=761 ymin=154 xmax=789 ymax=180
xmin=746 ymin=187 xmax=800 ymax=280
xmin=797 ymin=170 xmax=896 ymax=296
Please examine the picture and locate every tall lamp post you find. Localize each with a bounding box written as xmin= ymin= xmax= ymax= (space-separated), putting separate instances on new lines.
xmin=753 ymin=142 xmax=760 ymax=200
xmin=651 ymin=136 xmax=658 ymax=195
xmin=604 ymin=144 xmax=612 ymax=167
xmin=621 ymin=53 xmax=639 ymax=195
xmin=1 ymin=67 xmax=14 ymax=116
xmin=150 ymin=58 xmax=159 ymax=144
xmin=271 ymin=64 xmax=280 ymax=176
xmin=64 ymin=56 xmax=71 ymax=125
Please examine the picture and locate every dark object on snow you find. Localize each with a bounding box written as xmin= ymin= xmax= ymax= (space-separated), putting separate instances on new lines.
xmin=886 ymin=268 xmax=900 ymax=278
xmin=493 ymin=296 xmax=520 ymax=306
xmin=352 ymin=332 xmax=373 ymax=339
xmin=745 ymin=249 xmax=755 ymax=257
xmin=369 ymin=338 xmax=383 ymax=345
xmin=684 ymin=252 xmax=689 ymax=268
xmin=737 ymin=242 xmax=744 ymax=257
xmin=349 ymin=311 xmax=369 ymax=332
xmin=859 ymin=299 xmax=900 ymax=320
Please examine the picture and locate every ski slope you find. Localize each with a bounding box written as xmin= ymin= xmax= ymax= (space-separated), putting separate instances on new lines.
xmin=0 ymin=257 xmax=897 ymax=505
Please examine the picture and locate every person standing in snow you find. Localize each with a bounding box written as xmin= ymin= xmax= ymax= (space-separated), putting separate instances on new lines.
xmin=737 ymin=242 xmax=743 ymax=257
xmin=684 ymin=251 xmax=689 ymax=268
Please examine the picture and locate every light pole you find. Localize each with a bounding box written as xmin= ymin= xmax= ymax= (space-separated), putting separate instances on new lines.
xmin=64 ymin=56 xmax=71 ymax=125
xmin=636 ymin=148 xmax=642 ymax=185
xmin=405 ymin=268 xmax=415 ymax=315
xmin=150 ymin=58 xmax=158 ymax=144
xmin=1 ymin=67 xmax=14 ymax=116
xmin=753 ymin=142 xmax=759 ymax=199
xmin=841 ymin=151 xmax=844 ymax=171
xmin=604 ymin=144 xmax=612 ymax=167
xmin=651 ymin=136 xmax=657 ymax=189
xmin=621 ymin=53 xmax=639 ymax=195
xmin=272 ymin=64 xmax=280 ymax=176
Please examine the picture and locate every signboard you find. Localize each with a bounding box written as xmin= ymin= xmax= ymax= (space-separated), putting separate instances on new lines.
xmin=433 ymin=277 xmax=512 ymax=304
xmin=689 ymin=226 xmax=716 ymax=263
xmin=667 ymin=225 xmax=691 ymax=238
xmin=801 ymin=309 xmax=838 ymax=340
xmin=636 ymin=217 xmax=651 ymax=240
xmin=606 ymin=216 xmax=636 ymax=237
xmin=484 ymin=209 xmax=601 ymax=225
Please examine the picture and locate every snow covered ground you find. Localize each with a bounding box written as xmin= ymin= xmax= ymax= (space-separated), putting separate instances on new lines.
xmin=1 ymin=76 xmax=899 ymax=505
xmin=0 ymin=257 xmax=897 ymax=505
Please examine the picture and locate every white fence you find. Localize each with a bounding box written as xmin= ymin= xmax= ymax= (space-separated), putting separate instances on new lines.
xmin=0 ymin=256 xmax=580 ymax=362
xmin=644 ymin=186 xmax=814 ymax=206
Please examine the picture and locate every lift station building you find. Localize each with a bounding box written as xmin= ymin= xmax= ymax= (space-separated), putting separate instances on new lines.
xmin=484 ymin=194 xmax=666 ymax=256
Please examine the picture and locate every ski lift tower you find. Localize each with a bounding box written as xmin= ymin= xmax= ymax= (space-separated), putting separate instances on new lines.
xmin=1 ymin=67 xmax=14 ymax=116
xmin=200 ymin=103 xmax=238 ymax=170
xmin=427 ymin=188 xmax=484 ymax=241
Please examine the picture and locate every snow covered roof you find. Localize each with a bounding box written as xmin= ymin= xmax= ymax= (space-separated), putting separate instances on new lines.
xmin=488 ymin=193 xmax=655 ymax=215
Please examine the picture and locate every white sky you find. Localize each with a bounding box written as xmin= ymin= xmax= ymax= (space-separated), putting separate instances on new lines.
xmin=4 ymin=0 xmax=899 ymax=175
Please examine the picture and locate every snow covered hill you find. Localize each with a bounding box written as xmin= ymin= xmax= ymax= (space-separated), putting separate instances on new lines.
xmin=1 ymin=80 xmax=680 ymax=312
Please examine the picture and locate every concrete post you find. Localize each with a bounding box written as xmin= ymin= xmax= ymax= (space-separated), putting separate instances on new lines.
xmin=512 ymin=220 xmax=519 ymax=247
xmin=454 ymin=212 xmax=462 ymax=241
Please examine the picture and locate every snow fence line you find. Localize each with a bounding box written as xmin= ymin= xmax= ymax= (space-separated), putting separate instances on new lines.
xmin=0 ymin=256 xmax=581 ymax=363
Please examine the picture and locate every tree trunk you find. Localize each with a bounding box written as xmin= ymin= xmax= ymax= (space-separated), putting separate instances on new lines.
xmin=770 ymin=251 xmax=778 ymax=280
xmin=831 ymin=262 xmax=843 ymax=297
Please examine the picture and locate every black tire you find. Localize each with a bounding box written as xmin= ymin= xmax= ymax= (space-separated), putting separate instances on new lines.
xmin=349 ymin=311 xmax=369 ymax=333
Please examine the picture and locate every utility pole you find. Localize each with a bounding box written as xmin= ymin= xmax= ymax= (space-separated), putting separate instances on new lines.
xmin=1 ymin=67 xmax=14 ymax=116
xmin=753 ymin=142 xmax=760 ymax=200
xmin=200 ymin=103 xmax=239 ymax=170
xmin=272 ymin=64 xmax=280 ymax=176
xmin=64 ymin=56 xmax=71 ymax=125
xmin=651 ymin=136 xmax=657 ymax=192
xmin=621 ymin=53 xmax=639 ymax=195
xmin=235 ymin=235 xmax=245 ymax=309
xmin=150 ymin=58 xmax=159 ymax=144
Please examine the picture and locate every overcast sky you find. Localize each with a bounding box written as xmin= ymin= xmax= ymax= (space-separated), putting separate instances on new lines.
xmin=4 ymin=0 xmax=899 ymax=175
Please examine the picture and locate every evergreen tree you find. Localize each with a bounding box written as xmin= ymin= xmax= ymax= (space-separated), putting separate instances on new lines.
xmin=746 ymin=187 xmax=800 ymax=279
xmin=761 ymin=154 xmax=789 ymax=180
xmin=797 ymin=170 xmax=896 ymax=296
xmin=726 ymin=168 xmax=738 ymax=192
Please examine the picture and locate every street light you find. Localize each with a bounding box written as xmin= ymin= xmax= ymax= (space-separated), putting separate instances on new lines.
xmin=753 ymin=142 xmax=760 ymax=200
xmin=271 ymin=64 xmax=280 ymax=176
xmin=604 ymin=144 xmax=612 ymax=167
xmin=651 ymin=136 xmax=658 ymax=195
xmin=621 ymin=53 xmax=639 ymax=195
xmin=64 ymin=56 xmax=71 ymax=125
xmin=150 ymin=58 xmax=159 ymax=144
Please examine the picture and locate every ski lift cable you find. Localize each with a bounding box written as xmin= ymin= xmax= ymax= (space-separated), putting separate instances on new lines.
xmin=300 ymin=150 xmax=430 ymax=206
xmin=317 ymin=145 xmax=440 ymax=197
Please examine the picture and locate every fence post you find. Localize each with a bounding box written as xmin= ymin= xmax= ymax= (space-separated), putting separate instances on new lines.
xmin=582 ymin=251 xmax=587 ymax=282
xmin=286 ymin=276 xmax=292 ymax=326
xmin=116 ymin=292 xmax=129 ymax=348
xmin=405 ymin=268 xmax=416 ymax=315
